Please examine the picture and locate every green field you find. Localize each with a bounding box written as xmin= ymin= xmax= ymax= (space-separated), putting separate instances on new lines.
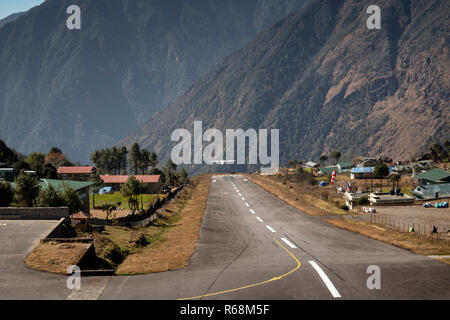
xmin=90 ymin=192 xmax=160 ymax=210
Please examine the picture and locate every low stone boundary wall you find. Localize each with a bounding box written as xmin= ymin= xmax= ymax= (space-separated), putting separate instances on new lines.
xmin=0 ymin=207 xmax=70 ymax=220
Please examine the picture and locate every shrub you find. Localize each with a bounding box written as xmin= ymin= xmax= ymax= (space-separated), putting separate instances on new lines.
xmin=0 ymin=183 xmax=14 ymax=207
xmin=62 ymin=186 xmax=83 ymax=214
xmin=34 ymin=185 xmax=65 ymax=207
xmin=356 ymin=196 xmax=370 ymax=205
xmin=14 ymin=171 xmax=40 ymax=206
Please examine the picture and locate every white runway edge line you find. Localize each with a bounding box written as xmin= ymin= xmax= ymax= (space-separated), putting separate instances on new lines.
xmin=266 ymin=225 xmax=276 ymax=233
xmin=249 ymin=209 xmax=255 ymax=214
xmin=308 ymin=261 xmax=342 ymax=298
xmin=280 ymin=237 xmax=296 ymax=249
xmin=256 ymin=217 xmax=264 ymax=223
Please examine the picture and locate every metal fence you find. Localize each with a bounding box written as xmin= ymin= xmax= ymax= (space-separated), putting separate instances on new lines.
xmin=369 ymin=213 xmax=450 ymax=240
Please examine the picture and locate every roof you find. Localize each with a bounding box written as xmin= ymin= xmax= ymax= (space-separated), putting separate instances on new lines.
xmin=351 ymin=167 xmax=374 ymax=173
xmin=70 ymin=211 xmax=90 ymax=219
xmin=411 ymin=183 xmax=450 ymax=200
xmin=305 ymin=161 xmax=318 ymax=167
xmin=337 ymin=161 xmax=352 ymax=168
xmin=10 ymin=179 xmax=94 ymax=192
xmin=100 ymin=175 xmax=161 ymax=184
xmin=40 ymin=179 xmax=95 ymax=191
xmin=414 ymin=168 xmax=450 ymax=183
xmin=57 ymin=166 xmax=96 ymax=174
xmin=319 ymin=166 xmax=338 ymax=174
xmin=393 ymin=165 xmax=412 ymax=171
xmin=351 ymin=166 xmax=394 ymax=174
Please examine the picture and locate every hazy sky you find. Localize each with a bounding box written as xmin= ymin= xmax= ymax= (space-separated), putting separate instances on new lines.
xmin=0 ymin=0 xmax=45 ymax=20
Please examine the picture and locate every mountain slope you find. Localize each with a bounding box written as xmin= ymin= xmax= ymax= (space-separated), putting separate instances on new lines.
xmin=121 ymin=0 xmax=450 ymax=171
xmin=0 ymin=12 xmax=26 ymax=29
xmin=0 ymin=0 xmax=308 ymax=162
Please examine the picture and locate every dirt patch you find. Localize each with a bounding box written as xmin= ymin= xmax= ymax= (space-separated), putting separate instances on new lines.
xmin=90 ymin=209 xmax=132 ymax=220
xmin=325 ymin=218 xmax=450 ymax=259
xmin=248 ymin=173 xmax=347 ymax=216
xmin=372 ymin=206 xmax=450 ymax=229
xmin=93 ymin=174 xmax=211 ymax=275
xmin=25 ymin=242 xmax=91 ymax=274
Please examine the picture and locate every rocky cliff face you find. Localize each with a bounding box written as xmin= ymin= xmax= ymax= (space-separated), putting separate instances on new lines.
xmin=120 ymin=0 xmax=449 ymax=172
xmin=0 ymin=0 xmax=308 ymax=162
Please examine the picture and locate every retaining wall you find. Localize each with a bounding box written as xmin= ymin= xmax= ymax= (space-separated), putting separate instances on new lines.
xmin=0 ymin=207 xmax=70 ymax=220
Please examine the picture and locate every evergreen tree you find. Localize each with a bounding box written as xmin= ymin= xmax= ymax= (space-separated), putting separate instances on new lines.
xmin=129 ymin=143 xmax=141 ymax=175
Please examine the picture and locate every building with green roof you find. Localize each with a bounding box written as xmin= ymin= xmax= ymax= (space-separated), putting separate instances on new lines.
xmin=337 ymin=161 xmax=352 ymax=170
xmin=10 ymin=179 xmax=94 ymax=213
xmin=411 ymin=183 xmax=450 ymax=200
xmin=414 ymin=168 xmax=450 ymax=185
xmin=318 ymin=166 xmax=338 ymax=175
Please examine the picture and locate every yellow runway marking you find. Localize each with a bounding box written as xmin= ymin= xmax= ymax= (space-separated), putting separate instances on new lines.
xmin=177 ymin=238 xmax=301 ymax=300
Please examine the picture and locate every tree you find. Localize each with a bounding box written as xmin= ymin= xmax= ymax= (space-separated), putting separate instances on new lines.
xmin=149 ymin=152 xmax=158 ymax=170
xmin=373 ymin=162 xmax=389 ymax=189
xmin=14 ymin=171 xmax=40 ymax=206
xmin=46 ymin=147 xmax=72 ymax=168
xmin=0 ymin=183 xmax=14 ymax=207
xmin=0 ymin=139 xmax=20 ymax=165
xmin=129 ymin=143 xmax=141 ymax=175
xmin=62 ymin=186 xmax=83 ymax=214
xmin=429 ymin=143 xmax=444 ymax=161
xmin=34 ymin=185 xmax=65 ymax=208
xmin=119 ymin=147 xmax=128 ymax=174
xmin=178 ymin=168 xmax=189 ymax=184
xmin=164 ymin=159 xmax=178 ymax=186
xmin=13 ymin=160 xmax=31 ymax=173
xmin=89 ymin=173 xmax=103 ymax=209
xmin=287 ymin=159 xmax=302 ymax=168
xmin=90 ymin=150 xmax=103 ymax=173
xmin=120 ymin=176 xmax=144 ymax=213
xmin=140 ymin=149 xmax=151 ymax=173
xmin=331 ymin=151 xmax=341 ymax=164
xmin=319 ymin=155 xmax=328 ymax=166
xmin=41 ymin=163 xmax=58 ymax=179
xmin=26 ymin=152 xmax=46 ymax=176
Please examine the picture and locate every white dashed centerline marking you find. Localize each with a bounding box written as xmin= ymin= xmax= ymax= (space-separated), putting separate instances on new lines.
xmin=244 ymin=202 xmax=249 ymax=207
xmin=241 ymin=197 xmax=245 ymax=201
xmin=308 ymin=261 xmax=342 ymax=298
xmin=266 ymin=225 xmax=276 ymax=233
xmin=249 ymin=209 xmax=255 ymax=214
xmin=256 ymin=217 xmax=264 ymax=223
xmin=281 ymin=237 xmax=297 ymax=249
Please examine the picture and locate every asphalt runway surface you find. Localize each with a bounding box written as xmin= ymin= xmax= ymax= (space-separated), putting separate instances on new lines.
xmin=1 ymin=175 xmax=449 ymax=299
